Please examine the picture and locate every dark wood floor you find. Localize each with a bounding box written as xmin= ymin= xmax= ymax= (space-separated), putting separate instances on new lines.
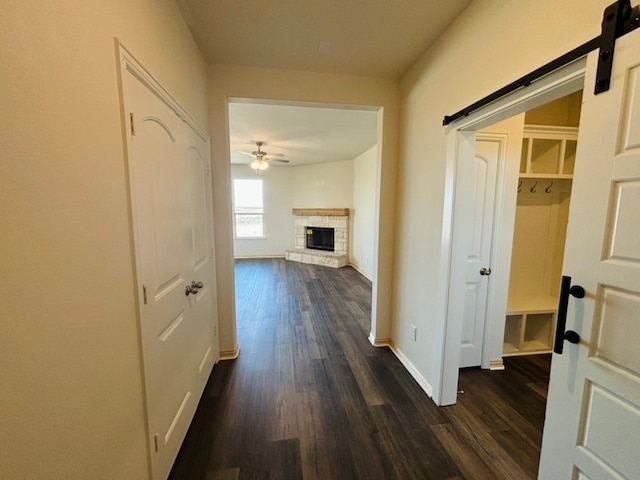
xmin=169 ymin=258 xmax=551 ymax=480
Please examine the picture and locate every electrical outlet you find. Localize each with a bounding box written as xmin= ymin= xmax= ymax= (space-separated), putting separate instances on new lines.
xmin=410 ymin=324 xmax=417 ymax=341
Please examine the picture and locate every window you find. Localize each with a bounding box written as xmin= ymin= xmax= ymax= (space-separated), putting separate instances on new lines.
xmin=233 ymin=179 xmax=264 ymax=238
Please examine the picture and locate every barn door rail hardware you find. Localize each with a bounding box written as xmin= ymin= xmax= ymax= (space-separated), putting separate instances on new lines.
xmin=443 ymin=0 xmax=640 ymax=126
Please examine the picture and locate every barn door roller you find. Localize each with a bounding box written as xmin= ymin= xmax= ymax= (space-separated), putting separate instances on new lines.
xmin=596 ymin=0 xmax=639 ymax=93
xmin=442 ymin=0 xmax=640 ymax=126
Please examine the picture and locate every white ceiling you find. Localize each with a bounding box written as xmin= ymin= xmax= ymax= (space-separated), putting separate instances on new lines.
xmin=179 ymin=0 xmax=473 ymax=168
xmin=228 ymin=102 xmax=378 ymax=167
xmin=176 ymin=0 xmax=473 ymax=78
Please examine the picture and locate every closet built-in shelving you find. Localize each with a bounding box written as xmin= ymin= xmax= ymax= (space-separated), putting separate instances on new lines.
xmin=519 ymin=125 xmax=578 ymax=179
xmin=504 ymin=125 xmax=578 ymax=356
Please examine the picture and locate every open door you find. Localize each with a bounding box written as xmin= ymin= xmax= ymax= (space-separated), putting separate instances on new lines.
xmin=538 ymin=25 xmax=640 ymax=479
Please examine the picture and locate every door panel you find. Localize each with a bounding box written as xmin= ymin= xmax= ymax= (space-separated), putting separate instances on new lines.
xmin=459 ymin=139 xmax=499 ymax=367
xmin=187 ymin=146 xmax=209 ymax=270
xmin=539 ymin=28 xmax=640 ymax=480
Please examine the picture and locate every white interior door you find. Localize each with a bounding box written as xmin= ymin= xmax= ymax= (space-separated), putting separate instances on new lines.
xmin=125 ymin=67 xmax=218 ymax=480
xmin=458 ymin=137 xmax=500 ymax=368
xmin=539 ymin=29 xmax=640 ymax=479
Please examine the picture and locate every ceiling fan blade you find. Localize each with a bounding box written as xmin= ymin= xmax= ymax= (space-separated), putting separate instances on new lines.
xmin=238 ymin=151 xmax=255 ymax=157
xmin=267 ymin=158 xmax=290 ymax=164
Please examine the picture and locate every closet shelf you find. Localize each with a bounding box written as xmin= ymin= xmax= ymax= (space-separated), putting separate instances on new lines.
xmin=519 ymin=173 xmax=573 ymax=180
xmin=520 ymin=125 xmax=578 ymax=177
xmin=507 ymin=294 xmax=559 ymax=314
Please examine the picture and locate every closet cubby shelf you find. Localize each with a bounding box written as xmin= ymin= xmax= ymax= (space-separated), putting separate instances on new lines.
xmin=520 ymin=125 xmax=579 ymax=179
xmin=507 ymin=293 xmax=558 ymax=315
xmin=504 ymin=294 xmax=559 ymax=356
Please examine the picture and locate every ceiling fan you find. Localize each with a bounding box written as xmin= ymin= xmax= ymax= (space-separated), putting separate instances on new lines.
xmin=240 ymin=142 xmax=290 ymax=173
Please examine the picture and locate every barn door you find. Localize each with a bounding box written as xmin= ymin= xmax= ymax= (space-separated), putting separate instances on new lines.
xmin=538 ymin=27 xmax=640 ymax=480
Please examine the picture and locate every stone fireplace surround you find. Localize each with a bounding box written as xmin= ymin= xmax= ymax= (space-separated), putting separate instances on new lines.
xmin=285 ymin=208 xmax=349 ymax=268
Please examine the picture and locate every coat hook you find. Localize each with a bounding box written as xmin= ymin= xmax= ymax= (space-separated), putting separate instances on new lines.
xmin=545 ymin=181 xmax=553 ymax=193
xmin=518 ymin=180 xmax=523 ymax=193
xmin=530 ymin=181 xmax=537 ymax=193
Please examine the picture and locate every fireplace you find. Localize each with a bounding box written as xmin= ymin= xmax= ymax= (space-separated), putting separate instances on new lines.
xmin=306 ymin=226 xmax=334 ymax=252
xmin=286 ymin=208 xmax=349 ymax=268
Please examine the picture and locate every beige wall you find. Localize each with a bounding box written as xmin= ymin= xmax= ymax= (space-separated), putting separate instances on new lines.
xmin=394 ymin=0 xmax=611 ymax=390
xmin=525 ymin=90 xmax=583 ymax=127
xmin=352 ymin=145 xmax=378 ymax=278
xmin=208 ymin=64 xmax=399 ymax=350
xmin=293 ymin=160 xmax=354 ymax=209
xmin=0 ymin=1 xmax=207 ymax=478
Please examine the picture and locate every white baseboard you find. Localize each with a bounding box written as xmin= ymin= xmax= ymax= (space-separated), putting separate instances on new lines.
xmin=388 ymin=342 xmax=434 ymax=398
xmin=368 ymin=333 xmax=433 ymax=399
xmin=349 ymin=263 xmax=372 ymax=281
xmin=234 ymin=255 xmax=285 ymax=259
xmin=368 ymin=333 xmax=390 ymax=347
xmin=219 ymin=345 xmax=240 ymax=360
xmin=489 ymin=358 xmax=505 ymax=371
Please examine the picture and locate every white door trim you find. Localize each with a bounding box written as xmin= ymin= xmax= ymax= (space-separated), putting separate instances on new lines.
xmin=475 ymin=131 xmax=510 ymax=371
xmin=116 ymin=41 xmax=208 ymax=142
xmin=433 ymin=57 xmax=587 ymax=406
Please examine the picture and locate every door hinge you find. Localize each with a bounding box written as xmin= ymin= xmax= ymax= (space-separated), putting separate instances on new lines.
xmin=154 ymin=434 xmax=159 ymax=452
xmin=214 ymin=325 xmax=217 ymax=337
xmin=210 ymin=247 xmax=214 ymax=259
xmin=142 ymin=284 xmax=147 ymax=305
xmin=130 ymin=112 xmax=136 ymax=136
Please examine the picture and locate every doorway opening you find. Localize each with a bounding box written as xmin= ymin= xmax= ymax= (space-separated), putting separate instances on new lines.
xmin=501 ymin=90 xmax=582 ymax=359
xmin=458 ymin=91 xmax=584 ymax=371
xmin=459 ymin=91 xmax=584 ymax=469
xmin=436 ymin=58 xmax=587 ymax=407
xmin=442 ymin=79 xmax=586 ymax=479
xmin=455 ymin=90 xmax=584 ymax=374
xmin=226 ymin=98 xmax=382 ymax=343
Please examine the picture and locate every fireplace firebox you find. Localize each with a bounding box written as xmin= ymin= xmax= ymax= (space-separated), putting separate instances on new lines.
xmin=306 ymin=226 xmax=334 ymax=252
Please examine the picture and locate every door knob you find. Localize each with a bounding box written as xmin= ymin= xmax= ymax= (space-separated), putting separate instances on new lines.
xmin=185 ymin=284 xmax=200 ymax=296
xmin=191 ymin=281 xmax=204 ymax=289
xmin=480 ymin=267 xmax=492 ymax=276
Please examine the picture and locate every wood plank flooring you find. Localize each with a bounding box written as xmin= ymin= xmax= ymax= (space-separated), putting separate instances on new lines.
xmin=169 ymin=258 xmax=551 ymax=480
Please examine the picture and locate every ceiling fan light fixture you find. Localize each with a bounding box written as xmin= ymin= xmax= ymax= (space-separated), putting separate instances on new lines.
xmin=259 ymin=161 xmax=269 ymax=171
xmin=250 ymin=159 xmax=261 ymax=170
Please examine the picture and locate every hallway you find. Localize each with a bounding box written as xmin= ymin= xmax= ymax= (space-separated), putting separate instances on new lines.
xmin=170 ymin=258 xmax=550 ymax=479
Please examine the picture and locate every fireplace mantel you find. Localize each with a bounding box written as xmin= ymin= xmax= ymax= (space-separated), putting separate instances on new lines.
xmin=292 ymin=208 xmax=349 ymax=217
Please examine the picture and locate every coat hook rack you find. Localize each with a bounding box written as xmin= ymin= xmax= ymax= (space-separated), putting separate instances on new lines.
xmin=545 ymin=181 xmax=554 ymax=193
xmin=530 ymin=181 xmax=537 ymax=193
xmin=518 ymin=180 xmax=523 ymax=193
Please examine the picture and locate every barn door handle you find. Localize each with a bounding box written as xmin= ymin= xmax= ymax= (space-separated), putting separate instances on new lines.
xmin=554 ymin=275 xmax=585 ymax=354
